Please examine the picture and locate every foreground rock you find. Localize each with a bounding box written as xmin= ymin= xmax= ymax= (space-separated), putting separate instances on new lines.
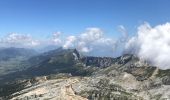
xmin=1 ymin=65 xmax=170 ymax=100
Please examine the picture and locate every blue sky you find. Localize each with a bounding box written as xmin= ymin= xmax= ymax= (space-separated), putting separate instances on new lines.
xmin=0 ymin=0 xmax=170 ymax=39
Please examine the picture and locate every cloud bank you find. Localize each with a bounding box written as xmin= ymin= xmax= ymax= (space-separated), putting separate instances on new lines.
xmin=126 ymin=22 xmax=170 ymax=69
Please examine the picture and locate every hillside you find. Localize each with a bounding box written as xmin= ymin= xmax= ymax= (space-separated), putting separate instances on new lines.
xmin=0 ymin=48 xmax=170 ymax=100
xmin=0 ymin=47 xmax=37 ymax=77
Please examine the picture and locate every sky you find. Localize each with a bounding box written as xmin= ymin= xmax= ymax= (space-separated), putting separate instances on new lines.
xmin=0 ymin=0 xmax=170 ymax=38
xmin=1 ymin=0 xmax=170 ymax=69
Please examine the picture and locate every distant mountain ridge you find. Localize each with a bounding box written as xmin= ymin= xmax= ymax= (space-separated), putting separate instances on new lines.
xmin=0 ymin=47 xmax=37 ymax=61
xmin=0 ymin=48 xmax=135 ymax=82
xmin=0 ymin=47 xmax=38 ymax=77
xmin=1 ymin=48 xmax=170 ymax=83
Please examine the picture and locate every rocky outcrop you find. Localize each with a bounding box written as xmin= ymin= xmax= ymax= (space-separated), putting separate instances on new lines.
xmin=9 ymin=76 xmax=87 ymax=100
xmin=81 ymin=56 xmax=114 ymax=68
xmin=80 ymin=54 xmax=139 ymax=68
xmin=162 ymin=76 xmax=170 ymax=85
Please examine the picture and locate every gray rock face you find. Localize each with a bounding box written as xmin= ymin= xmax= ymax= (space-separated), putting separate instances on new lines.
xmin=162 ymin=76 xmax=170 ymax=85
xmin=81 ymin=56 xmax=114 ymax=68
xmin=80 ymin=54 xmax=137 ymax=68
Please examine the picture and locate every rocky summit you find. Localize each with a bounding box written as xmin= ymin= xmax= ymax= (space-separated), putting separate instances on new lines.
xmin=0 ymin=48 xmax=170 ymax=100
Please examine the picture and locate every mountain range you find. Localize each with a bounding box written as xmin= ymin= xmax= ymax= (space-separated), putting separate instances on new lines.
xmin=0 ymin=47 xmax=170 ymax=100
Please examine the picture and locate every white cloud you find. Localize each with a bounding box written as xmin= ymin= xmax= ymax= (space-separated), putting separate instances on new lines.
xmin=0 ymin=33 xmax=40 ymax=48
xmin=63 ymin=36 xmax=77 ymax=49
xmin=79 ymin=28 xmax=103 ymax=42
xmin=52 ymin=32 xmax=62 ymax=45
xmin=77 ymin=28 xmax=104 ymax=53
xmin=126 ymin=22 xmax=170 ymax=69
xmin=77 ymin=41 xmax=91 ymax=53
xmin=62 ymin=28 xmax=117 ymax=56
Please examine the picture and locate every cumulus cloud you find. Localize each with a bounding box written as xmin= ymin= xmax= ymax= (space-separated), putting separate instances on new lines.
xmin=77 ymin=28 xmax=104 ymax=53
xmin=126 ymin=22 xmax=170 ymax=69
xmin=62 ymin=28 xmax=117 ymax=56
xmin=79 ymin=28 xmax=103 ymax=42
xmin=0 ymin=33 xmax=40 ymax=48
xmin=52 ymin=32 xmax=62 ymax=45
xmin=77 ymin=41 xmax=91 ymax=53
xmin=63 ymin=36 xmax=77 ymax=49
